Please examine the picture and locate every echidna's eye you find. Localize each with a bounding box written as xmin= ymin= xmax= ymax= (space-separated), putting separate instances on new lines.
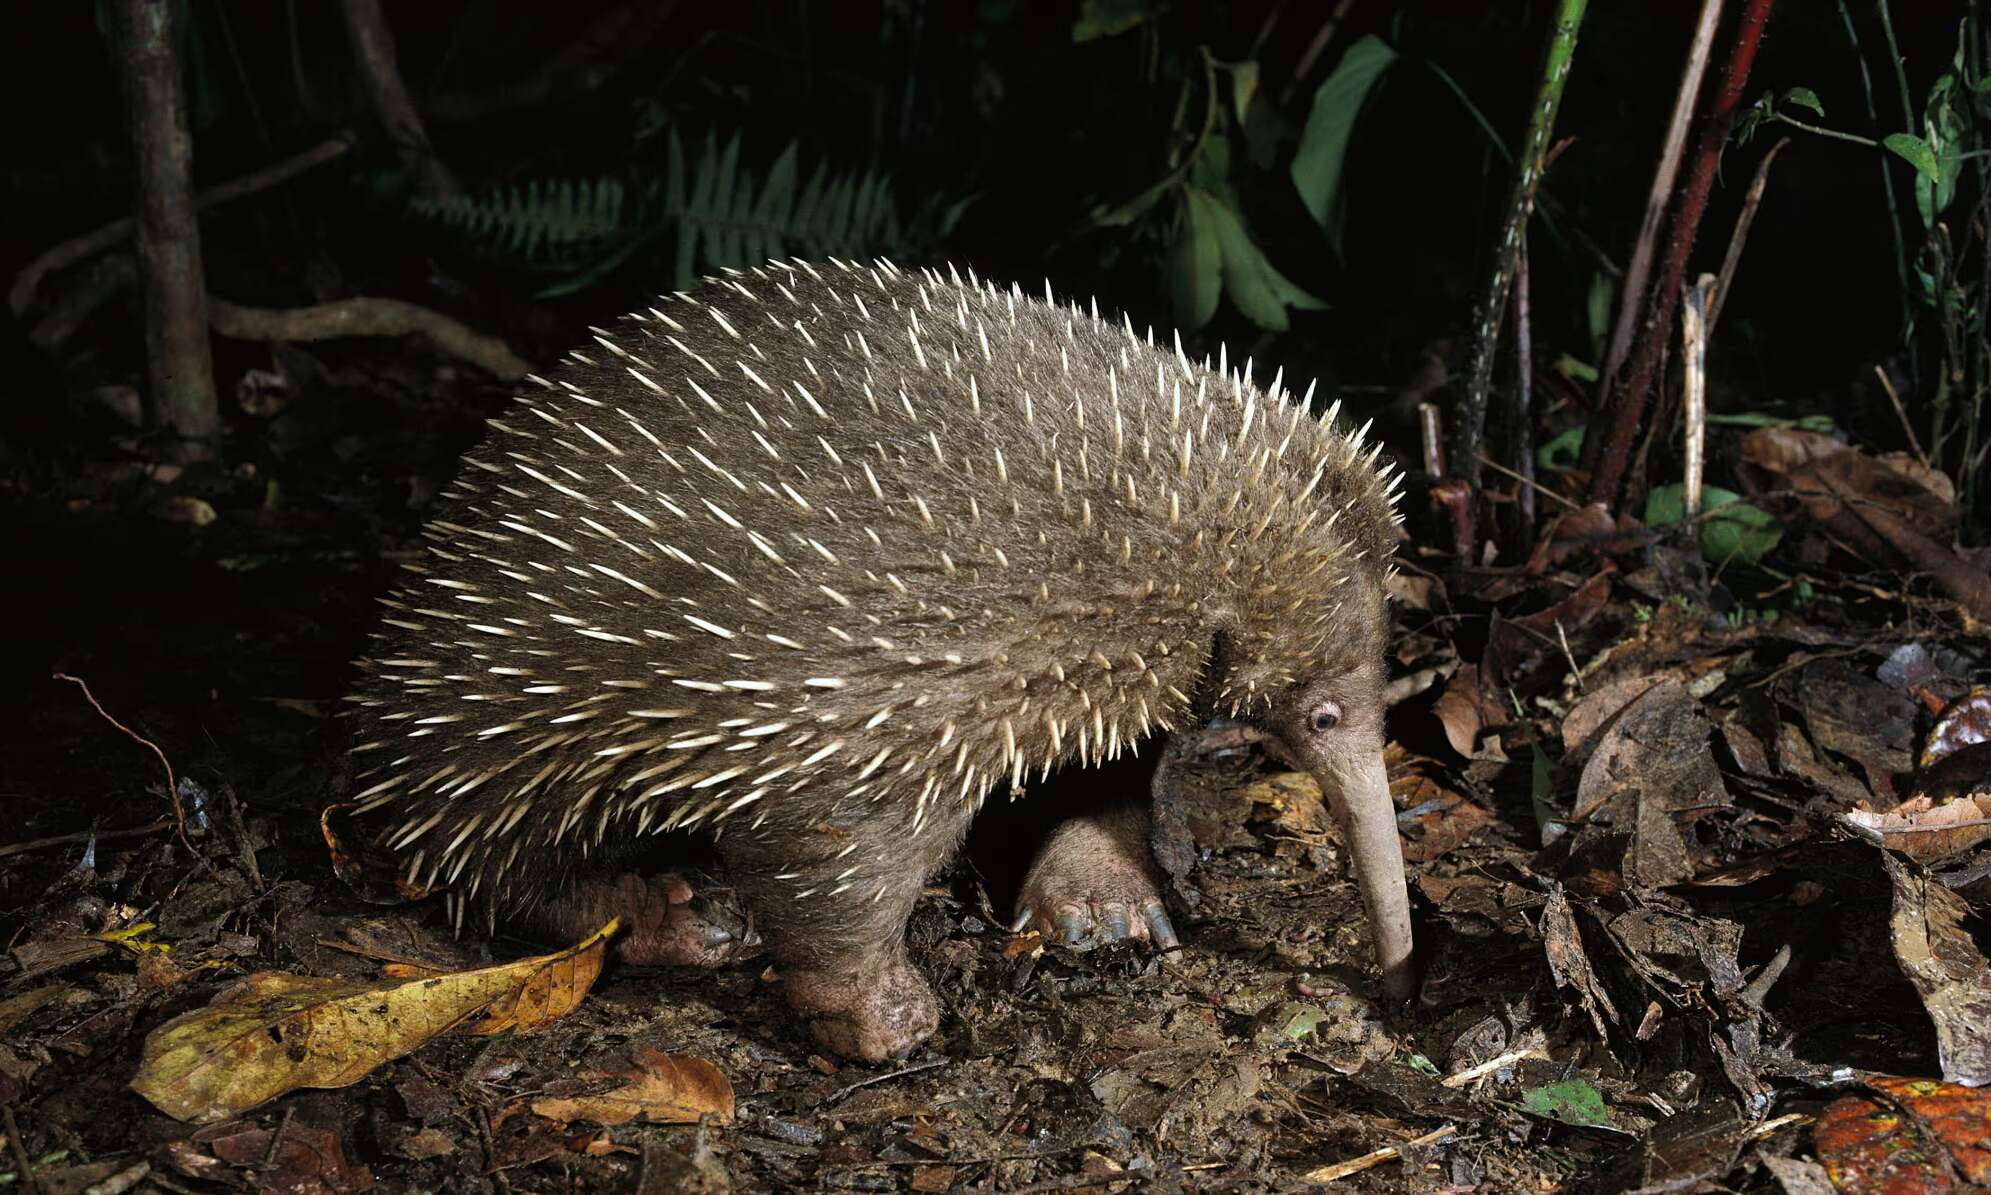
xmin=1309 ymin=702 xmax=1342 ymax=733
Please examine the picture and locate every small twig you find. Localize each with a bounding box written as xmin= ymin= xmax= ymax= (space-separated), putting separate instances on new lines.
xmin=1744 ymin=1112 xmax=1812 ymax=1140
xmin=223 ymin=783 xmax=265 ymax=892
xmin=1477 ymin=453 xmax=1580 ymax=510
xmin=1280 ymin=0 xmax=1360 ymax=106
xmin=1299 ymin=1124 xmax=1458 ymax=1183
xmin=1738 ymin=942 xmax=1792 ymax=1009
xmin=0 ymin=818 xmax=175 ymax=861
xmin=1707 ymin=137 xmax=1789 ymax=332
xmin=2 ymin=1105 xmax=40 ymax=1195
xmin=1873 ymin=364 xmax=1933 ymax=473
xmin=819 ymin=1059 xmax=946 ymax=1106
xmin=260 ymin=1106 xmax=295 ymax=1169
xmin=1419 ymin=402 xmax=1447 ymax=476
xmin=1554 ymin=619 xmax=1586 ymax=693
xmin=9 ymin=133 xmax=355 ymax=317
xmin=53 ymin=674 xmax=189 ymax=852
xmin=1767 ymin=112 xmax=1878 ymax=147
xmin=1441 ymin=1047 xmax=1548 ymax=1088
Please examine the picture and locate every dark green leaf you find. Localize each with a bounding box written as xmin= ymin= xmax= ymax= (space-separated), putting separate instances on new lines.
xmin=1585 ymin=272 xmax=1614 ymax=353
xmin=1200 ymin=193 xmax=1290 ymax=331
xmin=1884 ymin=133 xmax=1939 ymax=183
xmin=1072 ymin=0 xmax=1152 ymax=42
xmin=1172 ymin=190 xmax=1223 ymax=331
xmin=1644 ymin=484 xmax=1783 ymax=567
xmin=1230 ymin=60 xmax=1261 ymax=125
xmin=1537 ymin=426 xmax=1584 ymax=471
xmin=1290 ymin=35 xmax=1398 ymax=232
xmin=1521 ymin=1079 xmax=1611 ymax=1128
xmin=1783 ymin=86 xmax=1825 ymax=117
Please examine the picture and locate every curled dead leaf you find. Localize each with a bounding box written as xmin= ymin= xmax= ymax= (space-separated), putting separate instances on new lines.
xmin=531 ymin=1047 xmax=734 ymax=1126
xmin=130 ymin=922 xmax=616 ymax=1123
xmin=1839 ymin=793 xmax=1991 ymax=862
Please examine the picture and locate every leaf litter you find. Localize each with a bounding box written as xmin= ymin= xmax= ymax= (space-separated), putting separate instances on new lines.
xmin=4 ymin=368 xmax=1990 ymax=1191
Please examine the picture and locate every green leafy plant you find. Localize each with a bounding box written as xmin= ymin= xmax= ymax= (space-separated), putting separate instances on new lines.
xmin=1643 ymin=483 xmax=1783 ymax=567
xmin=1741 ymin=7 xmax=1989 ymax=524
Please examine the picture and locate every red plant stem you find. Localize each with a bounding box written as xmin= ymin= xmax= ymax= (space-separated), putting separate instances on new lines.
xmin=1585 ymin=0 xmax=1775 ymax=508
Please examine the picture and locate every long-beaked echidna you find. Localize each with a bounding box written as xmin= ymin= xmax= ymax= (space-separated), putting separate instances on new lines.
xmin=346 ymin=258 xmax=1411 ymax=1061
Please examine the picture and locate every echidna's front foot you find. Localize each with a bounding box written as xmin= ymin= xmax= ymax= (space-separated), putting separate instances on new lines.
xmin=1012 ymin=804 xmax=1179 ymax=950
xmin=537 ymin=872 xmax=755 ymax=968
xmin=782 ymin=952 xmax=939 ymax=1063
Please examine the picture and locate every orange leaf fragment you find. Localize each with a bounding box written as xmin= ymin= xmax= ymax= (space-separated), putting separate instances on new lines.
xmin=1815 ymin=1076 xmax=1991 ymax=1192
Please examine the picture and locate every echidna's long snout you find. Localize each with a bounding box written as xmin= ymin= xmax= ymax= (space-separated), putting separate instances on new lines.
xmin=1316 ymin=747 xmax=1414 ymax=1002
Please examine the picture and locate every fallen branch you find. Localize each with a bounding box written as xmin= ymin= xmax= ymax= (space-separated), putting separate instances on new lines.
xmin=10 ymin=133 xmax=355 ymax=319
xmin=208 ymin=297 xmax=532 ymax=379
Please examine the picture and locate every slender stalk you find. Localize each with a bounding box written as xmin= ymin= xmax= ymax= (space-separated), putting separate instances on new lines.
xmin=1681 ymin=274 xmax=1714 ymax=519
xmin=1513 ymin=235 xmax=1537 ymax=529
xmin=1708 ymin=137 xmax=1789 ymax=332
xmin=1837 ymin=1 xmax=1916 ymax=349
xmin=1601 ymin=0 xmax=1724 ymax=391
xmin=1587 ymin=0 xmax=1776 ymax=508
xmin=1457 ymin=0 xmax=1589 ymax=512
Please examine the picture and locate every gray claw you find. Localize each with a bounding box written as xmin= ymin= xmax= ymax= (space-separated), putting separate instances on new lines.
xmin=1010 ymin=908 xmax=1035 ymax=934
xmin=1101 ymin=907 xmax=1132 ymax=941
xmin=1143 ymin=902 xmax=1179 ymax=950
xmin=1054 ymin=911 xmax=1086 ymax=945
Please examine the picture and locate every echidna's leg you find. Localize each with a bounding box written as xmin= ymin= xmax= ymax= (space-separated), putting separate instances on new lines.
xmin=1012 ymin=802 xmax=1178 ymax=949
xmin=718 ymin=797 xmax=973 ymax=1063
xmin=524 ymin=871 xmax=752 ymax=968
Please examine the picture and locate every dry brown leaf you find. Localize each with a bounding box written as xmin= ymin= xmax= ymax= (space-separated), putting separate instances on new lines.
xmin=205 ymin=1121 xmax=374 ymax=1193
xmin=1839 ymin=794 xmax=1991 ymax=862
xmin=530 ymin=1047 xmax=734 ymax=1126
xmin=1883 ymin=855 xmax=1991 ymax=1087
xmin=1561 ymin=671 xmax=1681 ymax=757
xmin=1433 ymin=664 xmax=1506 ymax=758
xmin=129 ymin=922 xmax=616 ymax=1123
xmin=1393 ymin=770 xmax=1492 ymax=864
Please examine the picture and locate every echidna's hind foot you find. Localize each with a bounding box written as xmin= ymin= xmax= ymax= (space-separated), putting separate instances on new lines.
xmin=532 ymin=871 xmax=756 ymax=968
xmin=720 ymin=804 xmax=965 ymax=1062
xmin=1012 ymin=803 xmax=1178 ymax=950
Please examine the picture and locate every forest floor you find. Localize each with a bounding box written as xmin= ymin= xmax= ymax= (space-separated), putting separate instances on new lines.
xmin=1 ymin=339 xmax=1988 ymax=1194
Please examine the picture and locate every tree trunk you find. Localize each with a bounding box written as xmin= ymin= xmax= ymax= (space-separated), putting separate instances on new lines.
xmin=109 ymin=0 xmax=219 ymax=452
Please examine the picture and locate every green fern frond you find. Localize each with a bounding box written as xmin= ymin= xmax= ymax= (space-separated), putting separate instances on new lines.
xmin=407 ymin=132 xmax=973 ymax=299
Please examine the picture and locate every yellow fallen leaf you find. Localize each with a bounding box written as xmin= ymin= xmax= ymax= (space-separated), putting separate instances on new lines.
xmin=1241 ymin=771 xmax=1328 ymax=835
xmin=531 ymin=1047 xmax=734 ymax=1126
xmin=372 ymin=933 xmax=607 ymax=1037
xmin=130 ymin=921 xmax=616 ymax=1123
